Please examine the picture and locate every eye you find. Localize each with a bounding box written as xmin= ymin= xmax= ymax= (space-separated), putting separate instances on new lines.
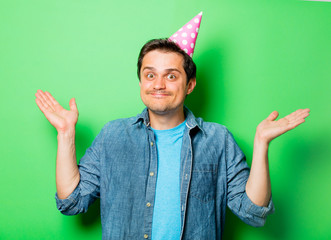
xmin=147 ymin=73 xmax=154 ymax=79
xmin=167 ymin=74 xmax=176 ymax=80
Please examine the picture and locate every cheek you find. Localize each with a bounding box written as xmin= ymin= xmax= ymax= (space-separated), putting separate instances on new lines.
xmin=175 ymin=84 xmax=188 ymax=96
xmin=140 ymin=81 xmax=152 ymax=91
xmin=139 ymin=84 xmax=147 ymax=94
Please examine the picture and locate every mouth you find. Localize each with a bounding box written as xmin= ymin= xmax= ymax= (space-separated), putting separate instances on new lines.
xmin=149 ymin=92 xmax=171 ymax=98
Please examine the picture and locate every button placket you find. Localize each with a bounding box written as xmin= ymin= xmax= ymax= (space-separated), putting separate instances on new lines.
xmin=143 ymin=130 xmax=157 ymax=240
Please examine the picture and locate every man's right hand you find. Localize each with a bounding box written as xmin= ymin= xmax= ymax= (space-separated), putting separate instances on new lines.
xmin=35 ymin=90 xmax=78 ymax=134
xmin=35 ymin=90 xmax=80 ymax=199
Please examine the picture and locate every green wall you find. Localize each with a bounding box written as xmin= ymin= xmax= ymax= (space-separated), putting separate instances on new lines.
xmin=1 ymin=0 xmax=330 ymax=239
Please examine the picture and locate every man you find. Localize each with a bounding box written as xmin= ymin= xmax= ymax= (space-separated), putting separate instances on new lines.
xmin=35 ymin=14 xmax=310 ymax=240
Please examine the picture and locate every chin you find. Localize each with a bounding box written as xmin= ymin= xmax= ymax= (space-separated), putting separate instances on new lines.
xmin=141 ymin=98 xmax=184 ymax=115
xmin=147 ymin=106 xmax=170 ymax=114
xmin=147 ymin=104 xmax=182 ymax=116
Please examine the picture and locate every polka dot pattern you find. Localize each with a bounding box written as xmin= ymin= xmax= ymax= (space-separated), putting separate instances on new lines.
xmin=169 ymin=11 xmax=202 ymax=58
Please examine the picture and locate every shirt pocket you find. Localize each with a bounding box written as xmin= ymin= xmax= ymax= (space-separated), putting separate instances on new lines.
xmin=189 ymin=163 xmax=218 ymax=203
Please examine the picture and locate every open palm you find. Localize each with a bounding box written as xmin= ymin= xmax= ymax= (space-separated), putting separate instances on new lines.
xmin=35 ymin=90 xmax=78 ymax=133
xmin=256 ymin=109 xmax=310 ymax=144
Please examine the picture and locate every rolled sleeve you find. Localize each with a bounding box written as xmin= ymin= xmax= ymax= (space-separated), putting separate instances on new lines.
xmin=54 ymin=180 xmax=100 ymax=216
xmin=240 ymin=192 xmax=275 ymax=227
xmin=55 ymin=187 xmax=81 ymax=215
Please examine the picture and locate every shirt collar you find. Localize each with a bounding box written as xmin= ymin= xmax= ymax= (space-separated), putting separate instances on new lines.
xmin=132 ymin=107 xmax=150 ymax=126
xmin=131 ymin=106 xmax=204 ymax=134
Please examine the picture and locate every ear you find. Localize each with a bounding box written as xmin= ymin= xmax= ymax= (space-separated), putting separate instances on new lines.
xmin=186 ymin=78 xmax=196 ymax=95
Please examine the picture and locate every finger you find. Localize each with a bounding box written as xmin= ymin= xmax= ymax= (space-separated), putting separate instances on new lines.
xmin=288 ymin=109 xmax=310 ymax=123
xmin=45 ymin=91 xmax=59 ymax=106
xmin=40 ymin=91 xmax=56 ymax=111
xmin=69 ymin=98 xmax=78 ymax=114
xmin=285 ymin=108 xmax=310 ymax=122
xmin=295 ymin=109 xmax=310 ymax=121
xmin=36 ymin=90 xmax=55 ymax=111
xmin=266 ymin=111 xmax=279 ymax=121
xmin=283 ymin=109 xmax=302 ymax=121
xmin=287 ymin=118 xmax=306 ymax=130
xmin=35 ymin=91 xmax=52 ymax=111
xmin=35 ymin=97 xmax=49 ymax=114
xmin=36 ymin=98 xmax=51 ymax=117
xmin=36 ymin=89 xmax=48 ymax=102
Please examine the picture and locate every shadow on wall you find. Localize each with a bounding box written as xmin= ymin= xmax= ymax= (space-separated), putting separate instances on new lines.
xmin=78 ymin=198 xmax=101 ymax=227
xmin=185 ymin=43 xmax=225 ymax=120
xmin=222 ymin=201 xmax=288 ymax=239
xmin=263 ymin=133 xmax=328 ymax=239
xmin=75 ymin=123 xmax=102 ymax=227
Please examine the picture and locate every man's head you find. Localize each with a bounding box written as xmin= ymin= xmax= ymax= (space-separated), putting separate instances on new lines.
xmin=137 ymin=38 xmax=196 ymax=84
xmin=137 ymin=39 xmax=197 ymax=116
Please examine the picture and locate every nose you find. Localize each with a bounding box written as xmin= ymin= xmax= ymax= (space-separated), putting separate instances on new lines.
xmin=153 ymin=76 xmax=166 ymax=90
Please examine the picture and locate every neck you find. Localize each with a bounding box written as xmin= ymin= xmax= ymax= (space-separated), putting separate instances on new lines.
xmin=148 ymin=107 xmax=185 ymax=130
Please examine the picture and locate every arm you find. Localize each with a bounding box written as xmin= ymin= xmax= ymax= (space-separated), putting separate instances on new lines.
xmin=245 ymin=109 xmax=310 ymax=206
xmin=35 ymin=90 xmax=80 ymax=199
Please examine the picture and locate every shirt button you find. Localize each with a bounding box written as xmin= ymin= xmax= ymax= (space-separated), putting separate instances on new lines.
xmin=146 ymin=202 xmax=151 ymax=207
xmin=150 ymin=142 xmax=154 ymax=146
xmin=144 ymin=234 xmax=149 ymax=239
xmin=149 ymin=172 xmax=154 ymax=176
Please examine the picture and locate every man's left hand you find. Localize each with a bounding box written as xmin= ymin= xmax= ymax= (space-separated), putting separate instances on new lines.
xmin=255 ymin=108 xmax=310 ymax=144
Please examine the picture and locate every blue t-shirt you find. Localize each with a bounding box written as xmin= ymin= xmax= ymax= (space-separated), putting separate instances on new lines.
xmin=151 ymin=120 xmax=186 ymax=240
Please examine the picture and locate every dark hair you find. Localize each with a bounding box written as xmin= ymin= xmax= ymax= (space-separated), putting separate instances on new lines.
xmin=137 ymin=38 xmax=196 ymax=83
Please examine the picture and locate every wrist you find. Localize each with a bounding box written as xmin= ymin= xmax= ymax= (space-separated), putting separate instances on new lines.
xmin=254 ymin=134 xmax=270 ymax=148
xmin=57 ymin=127 xmax=76 ymax=139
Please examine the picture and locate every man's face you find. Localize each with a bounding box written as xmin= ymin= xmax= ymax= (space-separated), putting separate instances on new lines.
xmin=139 ymin=50 xmax=196 ymax=115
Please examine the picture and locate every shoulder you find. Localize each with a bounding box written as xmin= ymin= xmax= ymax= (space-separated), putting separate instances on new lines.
xmin=200 ymin=120 xmax=227 ymax=132
xmin=199 ymin=120 xmax=240 ymax=147
xmin=99 ymin=116 xmax=137 ymax=135
xmin=101 ymin=108 xmax=148 ymax=131
xmin=89 ymin=116 xmax=139 ymax=146
xmin=104 ymin=116 xmax=135 ymax=128
xmin=196 ymin=118 xmax=231 ymax=139
xmin=197 ymin=119 xmax=245 ymax=160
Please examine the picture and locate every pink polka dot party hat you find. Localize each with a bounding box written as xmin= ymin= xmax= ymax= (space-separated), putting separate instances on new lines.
xmin=169 ymin=11 xmax=203 ymax=58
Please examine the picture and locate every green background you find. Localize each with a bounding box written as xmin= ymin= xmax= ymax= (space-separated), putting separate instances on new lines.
xmin=1 ymin=0 xmax=330 ymax=239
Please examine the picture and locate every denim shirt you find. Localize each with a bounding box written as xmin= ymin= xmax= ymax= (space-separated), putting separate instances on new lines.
xmin=55 ymin=107 xmax=274 ymax=240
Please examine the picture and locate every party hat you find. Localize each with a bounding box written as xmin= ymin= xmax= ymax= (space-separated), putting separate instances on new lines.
xmin=169 ymin=11 xmax=203 ymax=57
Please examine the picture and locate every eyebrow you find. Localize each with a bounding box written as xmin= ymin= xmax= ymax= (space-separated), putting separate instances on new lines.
xmin=142 ymin=66 xmax=182 ymax=74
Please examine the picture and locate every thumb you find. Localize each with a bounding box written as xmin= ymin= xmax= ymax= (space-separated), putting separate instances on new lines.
xmin=266 ymin=111 xmax=279 ymax=121
xmin=69 ymin=98 xmax=78 ymax=113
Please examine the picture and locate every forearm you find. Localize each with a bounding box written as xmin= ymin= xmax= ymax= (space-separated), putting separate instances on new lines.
xmin=245 ymin=135 xmax=271 ymax=207
xmin=56 ymin=128 xmax=80 ymax=199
